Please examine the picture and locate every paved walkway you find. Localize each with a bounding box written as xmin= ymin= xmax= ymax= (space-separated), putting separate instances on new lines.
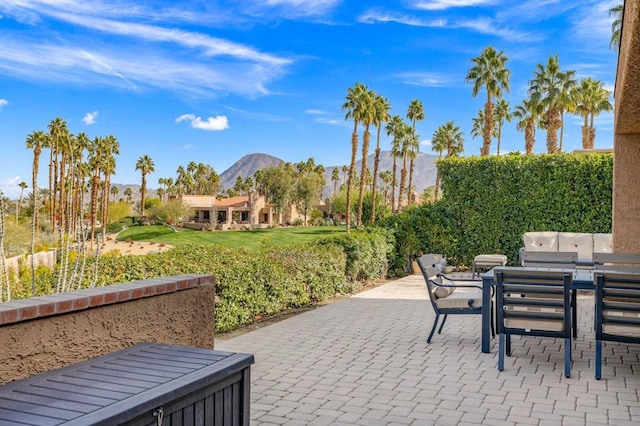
xmin=215 ymin=274 xmax=640 ymax=425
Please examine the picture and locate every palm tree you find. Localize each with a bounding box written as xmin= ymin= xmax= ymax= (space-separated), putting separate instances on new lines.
xmin=379 ymin=170 xmax=393 ymax=203
xmin=572 ymin=78 xmax=613 ymax=149
xmin=331 ymin=168 xmax=340 ymax=197
xmin=529 ymin=55 xmax=576 ymax=154
xmin=609 ymin=2 xmax=623 ymax=50
xmin=110 ymin=185 xmax=119 ymax=202
xmin=386 ymin=115 xmax=405 ymax=212
xmin=431 ymin=126 xmax=447 ymax=201
xmin=513 ymin=98 xmax=543 ymax=154
xmin=25 ymin=130 xmax=47 ymax=295
xmin=16 ymin=182 xmax=27 ymax=221
xmin=342 ymin=83 xmax=368 ymax=232
xmin=398 ymin=123 xmax=415 ymax=210
xmin=470 ymin=109 xmax=497 ymax=155
xmin=406 ymin=99 xmax=425 ymax=204
xmin=494 ymin=99 xmax=511 ymax=156
xmin=370 ymin=95 xmax=391 ymax=223
xmin=356 ymin=88 xmax=376 ymax=228
xmin=465 ymin=46 xmax=511 ymax=156
xmin=136 ymin=155 xmax=155 ymax=216
xmin=124 ymin=187 xmax=133 ymax=204
xmin=47 ymin=117 xmax=69 ymax=230
xmin=557 ymin=72 xmax=577 ymax=152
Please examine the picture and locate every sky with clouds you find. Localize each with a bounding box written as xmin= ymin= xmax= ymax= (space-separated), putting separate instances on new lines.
xmin=0 ymin=0 xmax=620 ymax=198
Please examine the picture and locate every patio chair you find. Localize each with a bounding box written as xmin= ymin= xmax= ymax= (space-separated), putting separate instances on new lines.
xmin=495 ymin=269 xmax=573 ymax=378
xmin=416 ymin=254 xmax=491 ymax=344
xmin=522 ymin=251 xmax=579 ymax=339
xmin=594 ymin=252 xmax=640 ymax=272
xmin=594 ymin=271 xmax=640 ymax=380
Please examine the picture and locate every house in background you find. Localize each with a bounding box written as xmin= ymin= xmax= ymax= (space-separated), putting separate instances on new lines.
xmin=179 ymin=192 xmax=328 ymax=230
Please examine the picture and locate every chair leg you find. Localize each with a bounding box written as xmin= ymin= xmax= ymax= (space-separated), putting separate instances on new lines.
xmin=506 ymin=334 xmax=512 ymax=356
xmin=595 ymin=340 xmax=602 ymax=380
xmin=564 ymin=337 xmax=571 ymax=378
xmin=427 ymin=314 xmax=440 ymax=343
xmin=572 ymin=289 xmax=578 ymax=339
xmin=491 ymin=302 xmax=495 ymax=337
xmin=438 ymin=314 xmax=448 ymax=334
xmin=498 ymin=334 xmax=505 ymax=371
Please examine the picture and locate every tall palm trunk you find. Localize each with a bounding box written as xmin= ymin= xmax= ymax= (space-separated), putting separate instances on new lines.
xmin=90 ymin=174 xmax=100 ymax=246
xmin=31 ymin=148 xmax=41 ymax=295
xmin=559 ymin=111 xmax=565 ymax=152
xmin=346 ymin=123 xmax=358 ymax=233
xmin=408 ymin=157 xmax=415 ymax=204
xmin=482 ymin=99 xmax=494 ymax=156
xmin=434 ymin=153 xmax=443 ymax=200
xmin=391 ymin=158 xmax=397 ymax=212
xmin=525 ymin=122 xmax=535 ymax=154
xmin=398 ymin=154 xmax=408 ymax=210
xmin=140 ymin=175 xmax=147 ymax=217
xmin=370 ymin=126 xmax=382 ymax=223
xmin=357 ymin=127 xmax=370 ymax=228
xmin=545 ymin=109 xmax=560 ymax=153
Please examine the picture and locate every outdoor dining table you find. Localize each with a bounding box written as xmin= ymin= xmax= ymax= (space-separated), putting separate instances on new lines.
xmin=480 ymin=267 xmax=594 ymax=353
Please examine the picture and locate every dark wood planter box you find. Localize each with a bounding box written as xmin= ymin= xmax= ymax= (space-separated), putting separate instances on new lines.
xmin=0 ymin=343 xmax=254 ymax=425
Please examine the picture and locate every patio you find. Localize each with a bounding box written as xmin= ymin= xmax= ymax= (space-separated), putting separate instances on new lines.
xmin=216 ymin=273 xmax=640 ymax=425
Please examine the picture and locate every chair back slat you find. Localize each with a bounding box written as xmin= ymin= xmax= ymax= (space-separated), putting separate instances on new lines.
xmin=522 ymin=251 xmax=578 ymax=269
xmin=496 ymin=269 xmax=572 ymax=337
xmin=593 ymin=252 xmax=640 ymax=272
xmin=595 ymin=272 xmax=640 ymax=342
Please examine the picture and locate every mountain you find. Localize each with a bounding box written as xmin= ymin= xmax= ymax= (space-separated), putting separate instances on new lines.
xmin=216 ymin=151 xmax=438 ymax=199
xmin=219 ymin=153 xmax=284 ymax=190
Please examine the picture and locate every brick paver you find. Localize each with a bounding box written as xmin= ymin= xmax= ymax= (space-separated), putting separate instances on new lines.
xmin=216 ymin=274 xmax=640 ymax=425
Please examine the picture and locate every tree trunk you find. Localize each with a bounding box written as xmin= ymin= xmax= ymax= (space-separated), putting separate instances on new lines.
xmin=346 ymin=126 xmax=358 ymax=233
xmin=525 ymin=122 xmax=535 ymax=154
xmin=371 ymin=142 xmax=381 ymax=223
xmin=398 ymin=155 xmax=407 ymax=210
xmin=390 ymin=158 xmax=397 ymax=212
xmin=545 ymin=109 xmax=560 ymax=154
xmin=482 ymin=100 xmax=494 ymax=156
xmin=357 ymin=128 xmax=370 ymax=228
xmin=408 ymin=157 xmax=415 ymax=204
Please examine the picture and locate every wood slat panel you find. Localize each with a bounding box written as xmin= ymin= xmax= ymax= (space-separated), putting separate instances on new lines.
xmin=0 ymin=391 xmax=99 ymax=413
xmin=0 ymin=397 xmax=80 ymax=421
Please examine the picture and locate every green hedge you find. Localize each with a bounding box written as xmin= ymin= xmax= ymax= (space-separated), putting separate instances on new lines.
xmin=9 ymin=232 xmax=392 ymax=332
xmin=377 ymin=153 xmax=613 ymax=272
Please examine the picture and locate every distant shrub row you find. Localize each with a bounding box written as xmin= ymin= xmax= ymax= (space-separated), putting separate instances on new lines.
xmin=9 ymin=229 xmax=393 ymax=333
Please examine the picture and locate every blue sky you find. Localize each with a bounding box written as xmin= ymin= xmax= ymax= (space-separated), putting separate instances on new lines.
xmin=0 ymin=0 xmax=619 ymax=198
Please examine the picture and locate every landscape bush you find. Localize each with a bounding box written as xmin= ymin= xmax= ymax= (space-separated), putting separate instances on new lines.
xmin=377 ymin=153 xmax=613 ymax=271
xmin=35 ymin=242 xmax=356 ymax=333
xmin=316 ymin=228 xmax=394 ymax=282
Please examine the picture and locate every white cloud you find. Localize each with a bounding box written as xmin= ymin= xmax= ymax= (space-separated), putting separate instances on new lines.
xmin=0 ymin=99 xmax=8 ymax=108
xmin=182 ymin=144 xmax=194 ymax=150
xmin=0 ymin=1 xmax=292 ymax=98
xmin=243 ymin=0 xmax=340 ymax=19
xmin=358 ymin=10 xmax=446 ymax=27
xmin=83 ymin=111 xmax=98 ymax=125
xmin=0 ymin=176 xmax=23 ymax=199
xmin=412 ymin=0 xmax=499 ymax=11
xmin=421 ymin=139 xmax=432 ymax=147
xmin=395 ymin=72 xmax=452 ymax=87
xmin=176 ymin=113 xmax=229 ymax=131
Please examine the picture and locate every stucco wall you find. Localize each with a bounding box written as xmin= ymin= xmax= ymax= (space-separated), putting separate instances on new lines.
xmin=0 ymin=274 xmax=215 ymax=384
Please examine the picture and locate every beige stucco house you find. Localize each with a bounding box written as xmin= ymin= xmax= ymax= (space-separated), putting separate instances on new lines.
xmin=180 ymin=192 xmax=328 ymax=230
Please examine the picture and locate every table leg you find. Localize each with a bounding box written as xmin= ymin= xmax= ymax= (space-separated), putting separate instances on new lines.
xmin=482 ymin=275 xmax=493 ymax=353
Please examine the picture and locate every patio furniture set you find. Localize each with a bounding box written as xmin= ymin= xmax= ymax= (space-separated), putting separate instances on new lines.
xmin=417 ymin=232 xmax=640 ymax=380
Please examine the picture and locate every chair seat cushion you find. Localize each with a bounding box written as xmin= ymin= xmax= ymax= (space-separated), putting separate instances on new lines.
xmin=505 ymin=318 xmax=565 ymax=332
xmin=435 ymin=289 xmax=482 ymax=309
xmin=474 ymin=254 xmax=508 ymax=265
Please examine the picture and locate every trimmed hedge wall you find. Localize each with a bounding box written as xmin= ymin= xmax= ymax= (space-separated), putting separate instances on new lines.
xmin=9 ymin=229 xmax=392 ymax=333
xmin=378 ymin=153 xmax=613 ymax=273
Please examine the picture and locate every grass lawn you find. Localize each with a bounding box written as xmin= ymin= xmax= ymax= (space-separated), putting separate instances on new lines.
xmin=116 ymin=225 xmax=347 ymax=250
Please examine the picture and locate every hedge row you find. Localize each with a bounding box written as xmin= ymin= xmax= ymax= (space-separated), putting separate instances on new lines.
xmin=378 ymin=153 xmax=613 ymax=274
xmin=9 ymin=229 xmax=393 ymax=333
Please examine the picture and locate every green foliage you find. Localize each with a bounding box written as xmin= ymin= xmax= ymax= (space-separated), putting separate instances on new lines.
xmin=317 ymin=228 xmax=393 ymax=282
xmin=144 ymin=197 xmax=161 ymax=211
xmin=108 ymin=201 xmax=132 ymax=224
xmin=148 ymin=199 xmax=192 ymax=228
xmin=378 ymin=153 xmax=613 ymax=270
xmin=65 ymin=243 xmax=352 ymax=333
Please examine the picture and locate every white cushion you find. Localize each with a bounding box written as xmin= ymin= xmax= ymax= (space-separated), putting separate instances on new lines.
xmin=593 ymin=233 xmax=613 ymax=253
xmin=558 ymin=233 xmax=594 ymax=260
xmin=523 ymin=232 xmax=558 ymax=251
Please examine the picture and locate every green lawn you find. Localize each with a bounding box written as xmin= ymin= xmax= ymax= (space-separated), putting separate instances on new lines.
xmin=116 ymin=225 xmax=346 ymax=250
